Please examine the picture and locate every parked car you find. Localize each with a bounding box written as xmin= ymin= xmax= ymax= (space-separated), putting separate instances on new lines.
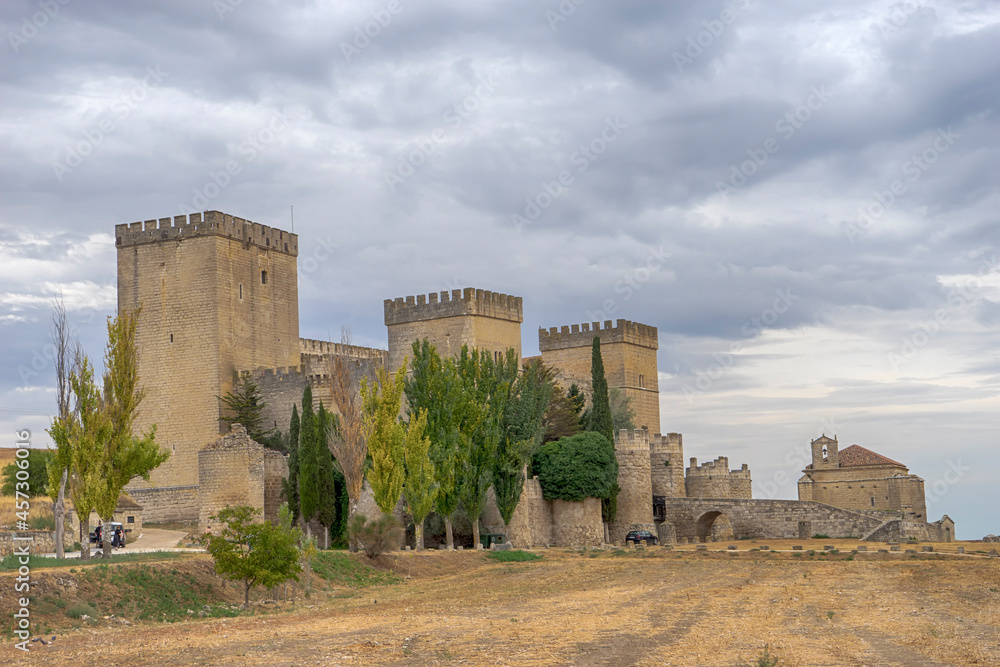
xmin=625 ymin=529 xmax=658 ymax=546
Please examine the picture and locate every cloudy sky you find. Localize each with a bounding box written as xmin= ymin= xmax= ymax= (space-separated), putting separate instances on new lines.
xmin=2 ymin=0 xmax=997 ymax=538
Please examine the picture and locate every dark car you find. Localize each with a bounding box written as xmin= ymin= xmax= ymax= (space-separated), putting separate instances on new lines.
xmin=625 ymin=529 xmax=658 ymax=546
xmin=90 ymin=522 xmax=126 ymax=549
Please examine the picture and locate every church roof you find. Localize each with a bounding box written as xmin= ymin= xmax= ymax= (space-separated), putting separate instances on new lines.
xmin=838 ymin=444 xmax=905 ymax=468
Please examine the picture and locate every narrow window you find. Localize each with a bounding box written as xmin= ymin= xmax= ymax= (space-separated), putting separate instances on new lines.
xmin=239 ymin=284 xmax=243 ymax=299
xmin=871 ymin=497 xmax=875 ymax=507
xmin=261 ymin=270 xmax=268 ymax=285
xmin=639 ymin=374 xmax=645 ymax=388
xmin=169 ymin=333 xmax=173 ymax=343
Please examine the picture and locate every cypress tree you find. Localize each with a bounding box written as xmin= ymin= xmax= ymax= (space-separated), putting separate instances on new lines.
xmin=299 ymin=387 xmax=318 ymax=533
xmin=587 ymin=337 xmax=619 ymax=523
xmin=283 ymin=403 xmax=301 ymax=522
xmin=315 ymin=403 xmax=338 ymax=548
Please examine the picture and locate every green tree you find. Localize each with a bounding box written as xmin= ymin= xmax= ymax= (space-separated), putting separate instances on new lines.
xmin=218 ymin=371 xmax=274 ymax=442
xmin=2 ymin=449 xmax=53 ymax=496
xmin=314 ymin=403 xmax=340 ymax=549
xmin=93 ymin=308 xmax=170 ymax=559
xmin=586 ymin=337 xmax=619 ymax=524
xmin=541 ymin=376 xmax=583 ymax=444
xmin=362 ymin=363 xmax=407 ymax=515
xmin=47 ymin=357 xmax=106 ymax=560
xmin=455 ymin=347 xmax=497 ymax=549
xmin=298 ymin=387 xmax=319 ymax=537
xmin=404 ymin=339 xmax=468 ymax=549
xmin=493 ymin=355 xmax=551 ymax=528
xmin=403 ymin=410 xmax=437 ymax=550
xmin=532 ymin=432 xmax=617 ymax=502
xmin=282 ymin=404 xmax=301 ymax=522
xmin=202 ymin=505 xmax=301 ymax=607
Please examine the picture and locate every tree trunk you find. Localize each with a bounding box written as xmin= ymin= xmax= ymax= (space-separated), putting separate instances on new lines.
xmin=244 ymin=580 xmax=250 ymax=608
xmin=603 ymin=522 xmax=610 ymax=545
xmin=54 ymin=469 xmax=67 ymax=559
xmin=472 ymin=518 xmax=481 ymax=550
xmin=324 ymin=524 xmax=330 ymax=550
xmin=348 ymin=500 xmax=359 ymax=552
xmin=444 ymin=515 xmax=454 ymax=550
xmin=80 ymin=516 xmax=90 ymax=560
xmin=415 ymin=521 xmax=423 ymax=552
xmin=102 ymin=515 xmax=113 ymax=559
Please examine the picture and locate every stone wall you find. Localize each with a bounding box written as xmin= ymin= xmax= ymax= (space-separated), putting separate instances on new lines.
xmin=127 ymin=485 xmax=199 ymax=523
xmin=650 ymin=433 xmax=685 ymax=498
xmin=551 ymin=498 xmax=603 ymax=547
xmin=685 ymin=456 xmax=752 ymax=499
xmin=263 ymin=450 xmax=289 ymax=524
xmin=0 ymin=531 xmax=55 ymax=556
xmin=481 ymin=476 xmax=603 ymax=548
xmin=660 ymin=498 xmax=889 ymax=542
xmin=609 ymin=429 xmax=656 ymax=542
xmin=197 ymin=425 xmax=266 ymax=534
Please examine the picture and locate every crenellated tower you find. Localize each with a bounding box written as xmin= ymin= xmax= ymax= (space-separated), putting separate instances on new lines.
xmin=384 ymin=287 xmax=523 ymax=371
xmin=539 ymin=319 xmax=660 ymax=433
xmin=116 ymin=211 xmax=299 ymax=516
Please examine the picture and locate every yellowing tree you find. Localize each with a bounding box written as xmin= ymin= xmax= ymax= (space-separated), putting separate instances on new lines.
xmin=403 ymin=409 xmax=437 ymax=551
xmin=361 ymin=363 xmax=406 ymax=515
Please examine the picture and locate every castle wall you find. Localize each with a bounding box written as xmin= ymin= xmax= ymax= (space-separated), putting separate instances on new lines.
xmin=551 ymin=498 xmax=603 ymax=547
xmin=685 ymin=456 xmax=752 ymax=499
xmin=661 ymin=498 xmax=889 ymax=542
xmin=609 ymin=429 xmax=656 ymax=543
xmin=118 ymin=211 xmax=299 ymax=496
xmin=539 ymin=320 xmax=660 ymax=433
xmin=650 ymin=433 xmax=685 ymax=498
xmin=127 ymin=485 xmax=199 ymax=523
xmin=385 ymin=288 xmax=523 ymax=372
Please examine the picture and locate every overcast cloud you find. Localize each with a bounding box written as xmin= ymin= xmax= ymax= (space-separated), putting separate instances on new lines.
xmin=1 ymin=0 xmax=997 ymax=538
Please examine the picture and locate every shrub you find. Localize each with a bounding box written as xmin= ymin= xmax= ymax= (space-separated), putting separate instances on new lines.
xmin=750 ymin=644 xmax=781 ymax=667
xmin=66 ymin=602 xmax=98 ymax=619
xmin=812 ymin=534 xmax=830 ymax=540
xmin=531 ymin=431 xmax=617 ymax=502
xmin=487 ymin=549 xmax=542 ymax=562
xmin=348 ymin=512 xmax=403 ymax=560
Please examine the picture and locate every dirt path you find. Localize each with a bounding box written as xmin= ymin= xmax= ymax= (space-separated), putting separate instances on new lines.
xmin=4 ymin=545 xmax=998 ymax=666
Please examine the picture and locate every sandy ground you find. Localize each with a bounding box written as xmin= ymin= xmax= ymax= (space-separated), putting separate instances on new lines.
xmin=4 ymin=539 xmax=998 ymax=666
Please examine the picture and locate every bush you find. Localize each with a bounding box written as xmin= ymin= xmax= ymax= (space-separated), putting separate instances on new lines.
xmin=487 ymin=550 xmax=542 ymax=562
xmin=348 ymin=512 xmax=403 ymax=560
xmin=531 ymin=431 xmax=617 ymax=502
xmin=66 ymin=602 xmax=98 ymax=619
xmin=29 ymin=514 xmax=55 ymax=530
xmin=812 ymin=534 xmax=830 ymax=539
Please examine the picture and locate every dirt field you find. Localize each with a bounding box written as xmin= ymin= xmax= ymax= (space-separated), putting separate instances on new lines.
xmin=3 ymin=539 xmax=998 ymax=666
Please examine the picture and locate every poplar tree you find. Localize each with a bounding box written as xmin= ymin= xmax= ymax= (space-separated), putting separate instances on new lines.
xmin=362 ymin=363 xmax=406 ymax=515
xmin=404 ymin=339 xmax=466 ymax=549
xmin=403 ymin=410 xmax=437 ymax=550
xmin=455 ymin=347 xmax=494 ymax=550
xmin=314 ymin=404 xmax=339 ymax=549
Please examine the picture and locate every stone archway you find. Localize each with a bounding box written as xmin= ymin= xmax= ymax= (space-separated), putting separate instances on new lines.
xmin=695 ymin=511 xmax=734 ymax=542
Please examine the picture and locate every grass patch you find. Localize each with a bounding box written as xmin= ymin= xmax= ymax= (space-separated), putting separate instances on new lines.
xmin=486 ymin=549 xmax=542 ymax=563
xmin=309 ymin=551 xmax=401 ymax=588
xmin=0 ymin=550 xmax=187 ymax=571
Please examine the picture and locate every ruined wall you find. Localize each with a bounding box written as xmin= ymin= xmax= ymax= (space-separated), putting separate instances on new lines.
xmin=539 ymin=320 xmax=660 ymax=434
xmin=118 ymin=211 xmax=299 ymax=502
xmin=685 ymin=456 xmax=752 ymax=499
xmin=0 ymin=531 xmax=55 ymax=556
xmin=384 ymin=288 xmax=523 ymax=372
xmin=197 ymin=425 xmax=266 ymax=534
xmin=609 ymin=429 xmax=656 ymax=543
xmin=551 ymin=498 xmax=603 ymax=547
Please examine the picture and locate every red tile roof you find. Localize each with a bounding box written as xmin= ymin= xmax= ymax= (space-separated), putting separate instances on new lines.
xmin=838 ymin=444 xmax=905 ymax=468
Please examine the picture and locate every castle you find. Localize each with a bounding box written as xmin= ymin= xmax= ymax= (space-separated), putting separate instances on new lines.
xmin=116 ymin=210 xmax=956 ymax=545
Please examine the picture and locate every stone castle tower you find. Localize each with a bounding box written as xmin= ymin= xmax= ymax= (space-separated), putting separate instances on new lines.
xmin=384 ymin=288 xmax=523 ymax=372
xmin=538 ymin=320 xmax=660 ymax=433
xmin=116 ymin=211 xmax=299 ymax=509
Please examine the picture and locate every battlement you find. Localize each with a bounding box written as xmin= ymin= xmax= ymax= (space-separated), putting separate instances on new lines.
xmin=384 ymin=287 xmax=523 ymax=326
xmin=538 ymin=319 xmax=658 ymax=351
xmin=614 ymin=429 xmax=652 ymax=452
xmin=115 ymin=211 xmax=298 ymax=256
xmin=299 ymin=338 xmax=389 ymax=363
xmin=650 ymin=432 xmax=683 ymax=454
xmin=687 ymin=456 xmax=751 ymax=479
